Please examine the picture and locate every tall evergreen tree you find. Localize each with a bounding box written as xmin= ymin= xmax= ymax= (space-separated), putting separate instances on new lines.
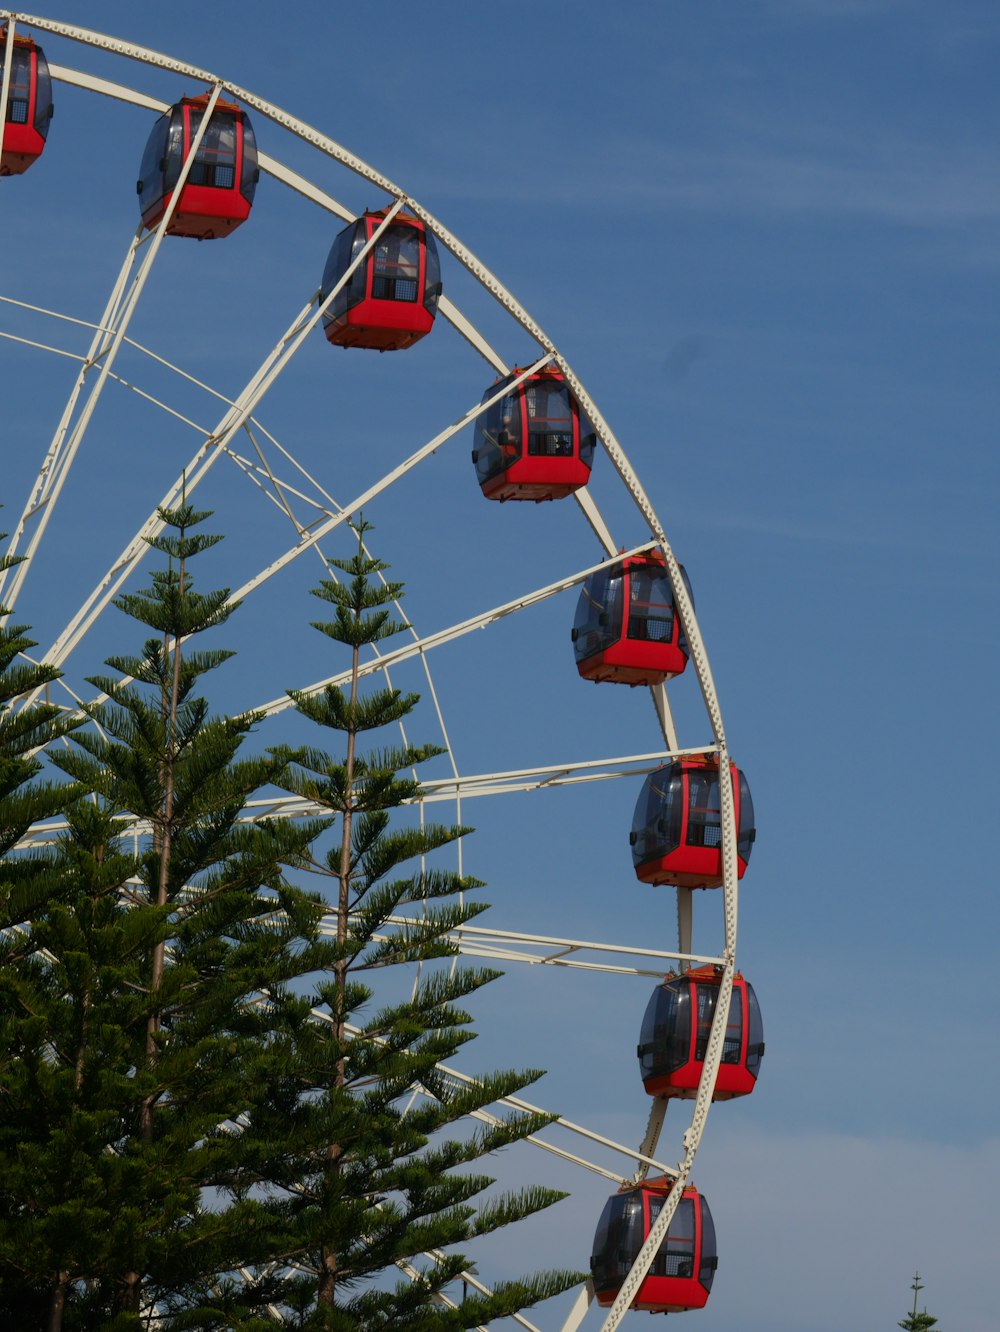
xmin=899 ymin=1272 xmax=940 ymax=1332
xmin=0 ymin=545 xmax=89 ymax=1329
xmin=251 ymin=521 xmax=582 ymax=1328
xmin=0 ymin=514 xmax=581 ymax=1329
xmin=0 ymin=508 xmax=334 ymax=1328
xmin=0 ymin=543 xmax=81 ymax=931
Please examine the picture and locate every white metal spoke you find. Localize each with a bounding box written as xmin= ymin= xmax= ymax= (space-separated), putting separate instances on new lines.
xmin=632 ymin=1096 xmax=668 ymax=1186
xmin=0 ymin=329 xmax=84 ymax=360
xmin=559 ymin=1285 xmax=594 ymax=1332
xmin=571 ymin=487 xmax=617 ymax=557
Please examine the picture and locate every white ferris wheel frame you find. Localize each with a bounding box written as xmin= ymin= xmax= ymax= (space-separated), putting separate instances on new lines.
xmin=0 ymin=12 xmax=748 ymax=1330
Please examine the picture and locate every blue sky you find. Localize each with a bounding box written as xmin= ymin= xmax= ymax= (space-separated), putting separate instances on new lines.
xmin=3 ymin=3 xmax=998 ymax=1329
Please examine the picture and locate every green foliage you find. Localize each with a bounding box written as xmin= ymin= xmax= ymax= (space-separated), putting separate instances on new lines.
xmin=899 ymin=1273 xmax=940 ymax=1332
xmin=0 ymin=510 xmax=334 ymax=1325
xmin=0 ymin=514 xmax=581 ymax=1327
xmin=249 ymin=521 xmax=583 ymax=1324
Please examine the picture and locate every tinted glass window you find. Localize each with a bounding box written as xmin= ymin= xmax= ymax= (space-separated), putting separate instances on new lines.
xmin=239 ymin=112 xmax=258 ymax=203
xmin=573 ymin=566 xmax=623 ymax=662
xmin=162 ymin=109 xmax=185 ymax=194
xmin=737 ymin=770 xmax=755 ymax=861
xmin=693 ymin=983 xmax=715 ymax=1063
xmin=423 ymin=231 xmax=442 ymax=314
xmin=591 ymin=1193 xmax=644 ymax=1291
xmin=474 ymin=377 xmax=521 ymax=484
xmin=4 ymin=47 xmax=30 ymax=124
xmin=627 ymin=564 xmax=675 ymax=643
xmin=33 ymin=48 xmax=51 ymax=136
xmin=698 ymin=1196 xmax=718 ymax=1290
xmin=322 ymin=221 xmax=367 ymax=321
xmin=745 ymin=982 xmax=764 ymax=1077
xmin=189 ymin=111 xmax=238 ymax=188
xmin=631 ymin=766 xmax=683 ymax=868
xmin=138 ymin=112 xmax=170 ymax=211
xmin=638 ymin=981 xmax=690 ymax=1078
xmin=686 ymin=769 xmax=721 ymax=849
xmin=578 ymin=407 xmax=598 ymax=467
xmin=677 ymin=564 xmax=694 ymax=652
xmin=693 ymin=982 xmax=744 ymax=1064
xmin=371 ymin=224 xmax=421 ymax=302
xmin=526 ymin=380 xmax=574 ymax=457
xmin=723 ymin=987 xmax=743 ymax=1064
xmin=650 ymin=1196 xmax=695 ymax=1278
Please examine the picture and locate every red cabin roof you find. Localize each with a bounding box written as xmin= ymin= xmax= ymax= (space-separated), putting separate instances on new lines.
xmin=137 ymin=93 xmax=258 ymax=240
xmin=472 ymin=366 xmax=596 ymax=501
xmin=321 ymin=209 xmax=442 ymax=351
xmin=631 ymin=753 xmax=755 ymax=889
xmin=0 ymin=29 xmax=53 ymax=176
xmin=639 ymin=966 xmax=765 ymax=1100
xmin=573 ymin=550 xmax=692 ymax=686
xmin=591 ymin=1180 xmax=717 ymax=1313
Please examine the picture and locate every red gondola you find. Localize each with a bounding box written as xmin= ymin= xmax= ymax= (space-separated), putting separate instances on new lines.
xmin=631 ymin=754 xmax=755 ymax=888
xmin=0 ymin=28 xmax=53 ymax=176
xmin=137 ymin=94 xmax=258 ymax=240
xmin=472 ymin=366 xmax=596 ymax=501
xmin=572 ymin=551 xmax=692 ymax=686
xmin=639 ymin=966 xmax=764 ymax=1100
xmin=591 ymin=1180 xmax=717 ymax=1313
xmin=320 ymin=208 xmax=442 ymax=351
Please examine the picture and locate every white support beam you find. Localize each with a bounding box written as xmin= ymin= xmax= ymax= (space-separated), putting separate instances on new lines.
xmin=559 ymin=1283 xmax=595 ymax=1332
xmin=0 ymin=231 xmax=143 ymax=608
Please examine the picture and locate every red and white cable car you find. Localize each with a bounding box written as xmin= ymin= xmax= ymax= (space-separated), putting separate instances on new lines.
xmin=320 ymin=208 xmax=442 ymax=351
xmin=631 ymin=753 xmax=755 ymax=888
xmin=591 ymin=1179 xmax=717 ymax=1313
xmin=0 ymin=28 xmax=53 ymax=176
xmin=471 ymin=366 xmax=596 ymax=501
xmin=137 ymin=94 xmax=258 ymax=240
xmin=639 ymin=966 xmax=765 ymax=1100
xmin=572 ymin=550 xmax=692 ymax=686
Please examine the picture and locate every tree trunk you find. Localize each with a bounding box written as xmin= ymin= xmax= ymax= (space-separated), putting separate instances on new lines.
xmin=47 ymin=1276 xmax=66 ymax=1332
xmin=317 ymin=637 xmax=360 ymax=1310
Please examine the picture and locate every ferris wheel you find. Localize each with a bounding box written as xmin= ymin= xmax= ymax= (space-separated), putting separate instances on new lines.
xmin=1 ymin=13 xmax=763 ymax=1328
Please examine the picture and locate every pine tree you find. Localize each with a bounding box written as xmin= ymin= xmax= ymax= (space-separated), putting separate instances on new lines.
xmin=249 ymin=521 xmax=583 ymax=1328
xmin=0 ymin=546 xmax=90 ymax=1329
xmin=0 ymin=507 xmax=335 ymax=1328
xmin=0 ymin=543 xmax=81 ymax=931
xmin=899 ymin=1272 xmax=940 ymax=1332
xmin=0 ymin=514 xmax=582 ymax=1328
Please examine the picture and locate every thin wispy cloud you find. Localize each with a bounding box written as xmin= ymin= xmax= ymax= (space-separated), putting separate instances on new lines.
xmin=421 ymin=131 xmax=1000 ymax=233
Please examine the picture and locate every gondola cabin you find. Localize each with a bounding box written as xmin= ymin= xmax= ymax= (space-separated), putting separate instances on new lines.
xmin=320 ymin=209 xmax=442 ymax=350
xmin=572 ymin=551 xmax=692 ymax=686
xmin=472 ymin=366 xmax=596 ymax=501
xmin=591 ymin=1180 xmax=717 ymax=1314
xmin=638 ymin=966 xmax=764 ymax=1100
xmin=631 ymin=754 xmax=755 ymax=889
xmin=0 ymin=28 xmax=53 ymax=175
xmin=137 ymin=94 xmax=258 ymax=239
